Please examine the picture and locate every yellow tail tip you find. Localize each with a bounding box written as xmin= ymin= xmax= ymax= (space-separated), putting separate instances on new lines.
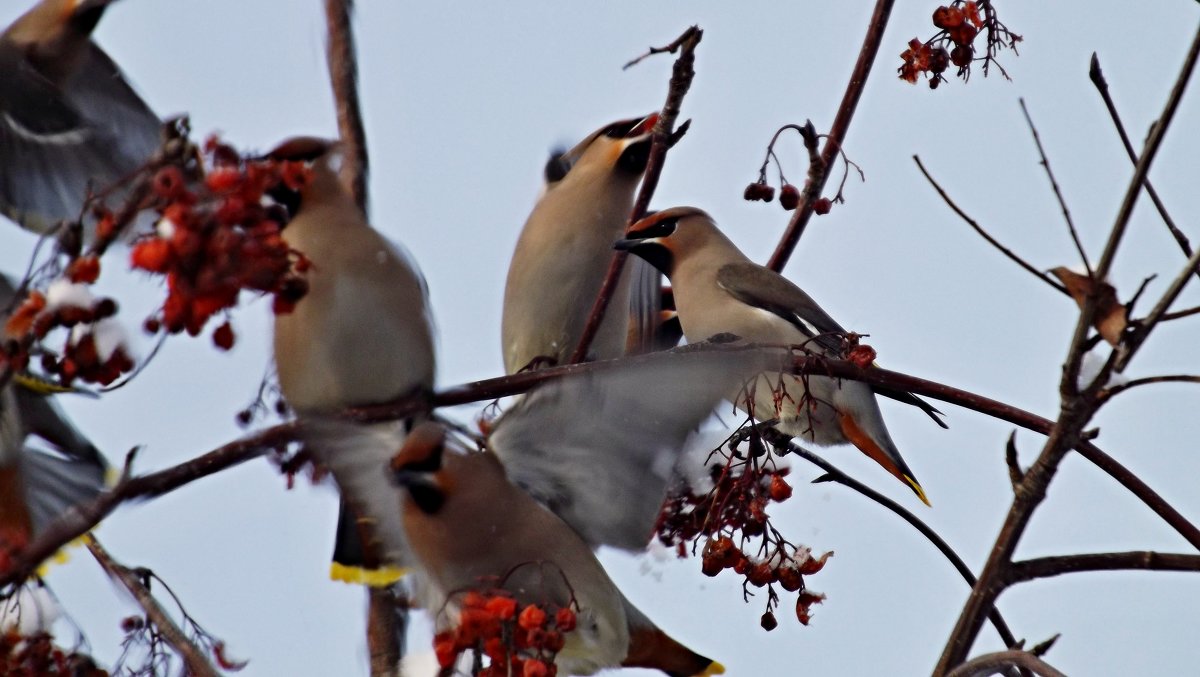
xmin=13 ymin=372 xmax=95 ymax=397
xmin=905 ymin=475 xmax=932 ymax=507
xmin=328 ymin=562 xmax=407 ymax=587
xmin=700 ymin=660 xmax=726 ymax=676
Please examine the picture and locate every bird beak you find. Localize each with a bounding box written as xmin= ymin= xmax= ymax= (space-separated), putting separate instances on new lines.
xmin=629 ymin=112 xmax=659 ymax=138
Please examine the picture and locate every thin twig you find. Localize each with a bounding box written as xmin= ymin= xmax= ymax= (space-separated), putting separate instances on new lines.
xmin=324 ymin=0 xmax=369 ymax=213
xmin=914 ymin=155 xmax=1068 ymax=295
xmin=1019 ymin=98 xmax=1091 ymax=276
xmin=1007 ymin=551 xmax=1200 ymax=585
xmin=765 ymin=430 xmax=1022 ymax=650
xmin=1089 ymin=53 xmax=1197 ymax=279
xmin=937 ymin=25 xmax=1200 ymax=673
xmin=1099 ymin=374 xmax=1200 ymax=401
xmin=766 ymin=0 xmax=896 ymax=271
xmin=1115 ymin=244 xmax=1200 ymax=373
xmin=86 ymin=537 xmax=220 ymax=677
xmin=945 ymin=650 xmax=1067 ymax=677
xmin=1160 ymin=304 xmax=1200 ymax=322
xmin=568 ymin=25 xmax=702 ymax=364
xmin=623 ymin=29 xmax=698 ymax=70
xmin=1064 ymin=23 xmax=1200 ymax=394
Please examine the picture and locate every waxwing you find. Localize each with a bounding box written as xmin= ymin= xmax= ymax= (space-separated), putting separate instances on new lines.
xmin=302 ymin=347 xmax=766 ymax=675
xmin=615 ymin=207 xmax=946 ymax=506
xmin=501 ymin=114 xmax=662 ymax=373
xmin=267 ymin=137 xmax=436 ymax=585
xmin=1 ymin=275 xmax=108 ymax=555
xmin=0 ymin=0 xmax=161 ymax=236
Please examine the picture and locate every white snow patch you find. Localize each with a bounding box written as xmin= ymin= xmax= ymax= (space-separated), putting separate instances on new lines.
xmin=45 ymin=279 xmax=93 ymax=311
xmin=0 ymin=585 xmax=61 ymax=635
xmin=71 ymin=317 xmax=132 ymax=362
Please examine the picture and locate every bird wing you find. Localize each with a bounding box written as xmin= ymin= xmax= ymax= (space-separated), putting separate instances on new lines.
xmin=716 ymin=262 xmax=947 ymax=427
xmin=21 ymin=445 xmax=107 ymax=536
xmin=625 ymin=257 xmax=664 ymax=354
xmin=715 ymin=261 xmax=847 ymax=354
xmin=489 ymin=347 xmax=764 ymax=551
xmin=0 ymin=42 xmax=159 ymax=234
xmin=301 ymin=419 xmax=415 ymax=570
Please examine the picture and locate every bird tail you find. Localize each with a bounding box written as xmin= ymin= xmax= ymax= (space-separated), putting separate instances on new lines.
xmin=838 ymin=412 xmax=931 ymax=507
xmin=328 ymin=499 xmax=406 ymax=587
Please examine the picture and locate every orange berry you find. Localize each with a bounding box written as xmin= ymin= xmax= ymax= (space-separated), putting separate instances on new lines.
xmin=68 ymin=256 xmax=101 ymax=284
xmin=485 ymin=596 xmax=518 ymax=621
xmin=523 ymin=660 xmax=549 ymax=677
xmin=554 ymin=607 xmax=576 ymax=632
xmin=130 ymin=239 xmax=173 ymax=273
xmin=518 ymin=605 xmax=547 ymax=631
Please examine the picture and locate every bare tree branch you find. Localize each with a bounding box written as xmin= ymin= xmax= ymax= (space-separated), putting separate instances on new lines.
xmin=1007 ymin=551 xmax=1200 ymax=585
xmin=764 ymin=429 xmax=1022 ymax=650
xmin=86 ymin=537 xmax=220 ymax=677
xmin=0 ymin=424 xmax=294 ymax=589
xmin=1100 ymin=374 xmax=1200 ymax=401
xmin=945 ymin=650 xmax=1067 ymax=677
xmin=914 ymin=155 xmax=1068 ymax=295
xmin=936 ymin=24 xmax=1200 ymax=673
xmin=1019 ymin=98 xmax=1091 ymax=276
xmin=1063 ymin=23 xmax=1200 ymax=394
xmin=569 ymin=25 xmax=702 ymax=364
xmin=1089 ymin=53 xmax=1197 ymax=279
xmin=1115 ymin=244 xmax=1200 ymax=373
xmin=324 ymin=0 xmax=369 ymax=213
xmin=767 ymin=0 xmax=896 ymax=271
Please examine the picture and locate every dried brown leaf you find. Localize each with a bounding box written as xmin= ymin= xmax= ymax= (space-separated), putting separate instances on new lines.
xmin=1050 ymin=267 xmax=1128 ymax=345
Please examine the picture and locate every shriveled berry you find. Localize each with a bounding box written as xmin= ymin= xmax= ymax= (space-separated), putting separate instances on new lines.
xmin=760 ymin=611 xmax=778 ymax=631
xmin=777 ymin=566 xmax=804 ymax=592
xmin=779 ymin=183 xmax=801 ymax=210
xmin=769 ymin=475 xmax=793 ymax=502
xmin=212 ymin=321 xmax=235 ymax=351
xmin=812 ymin=197 xmax=832 ymax=215
xmin=929 ymin=47 xmax=950 ymax=74
xmin=748 ymin=562 xmax=774 ymax=587
xmin=951 ymin=44 xmax=973 ymax=67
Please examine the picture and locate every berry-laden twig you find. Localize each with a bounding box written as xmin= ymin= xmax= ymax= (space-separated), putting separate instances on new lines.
xmin=432 ymin=566 xmax=580 ymax=677
xmin=656 ymin=420 xmax=830 ymax=630
xmin=898 ymin=1 xmax=1022 ymax=90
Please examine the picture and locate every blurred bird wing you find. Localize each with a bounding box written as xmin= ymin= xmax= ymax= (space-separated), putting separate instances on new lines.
xmin=13 ymin=387 xmax=106 ymax=466
xmin=625 ymin=257 xmax=664 ymax=354
xmin=301 ymin=419 xmax=415 ymax=570
xmin=0 ymin=42 xmax=158 ymax=233
xmin=21 ymin=445 xmax=107 ymax=535
xmin=489 ymin=347 xmax=764 ymax=551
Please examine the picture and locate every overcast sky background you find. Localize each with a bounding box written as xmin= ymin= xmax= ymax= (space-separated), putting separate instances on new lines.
xmin=2 ymin=1 xmax=1199 ymax=675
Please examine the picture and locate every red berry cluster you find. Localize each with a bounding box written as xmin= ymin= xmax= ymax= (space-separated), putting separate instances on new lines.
xmin=0 ymin=632 xmax=107 ymax=676
xmin=657 ymin=435 xmax=831 ymax=628
xmin=433 ymin=588 xmax=577 ymax=677
xmin=2 ymin=280 xmax=132 ymax=387
xmin=899 ymin=1 xmax=1022 ymax=89
xmin=130 ymin=136 xmax=312 ymax=351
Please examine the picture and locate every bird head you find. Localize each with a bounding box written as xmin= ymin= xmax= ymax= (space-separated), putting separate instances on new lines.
xmin=613 ymin=206 xmax=717 ymax=277
xmin=542 ymin=113 xmax=658 ymax=187
xmin=259 ymin=136 xmax=344 ymax=216
xmin=389 ymin=421 xmax=449 ymax=515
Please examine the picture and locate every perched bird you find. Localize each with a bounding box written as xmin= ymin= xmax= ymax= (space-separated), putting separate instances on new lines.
xmin=267 ymin=137 xmax=436 ymax=584
xmin=0 ymin=0 xmax=161 ymax=236
xmin=304 ymin=347 xmax=764 ymax=676
xmin=615 ymin=206 xmax=946 ymax=506
xmin=1 ymin=276 xmax=108 ymax=557
xmin=501 ymin=113 xmax=661 ymax=374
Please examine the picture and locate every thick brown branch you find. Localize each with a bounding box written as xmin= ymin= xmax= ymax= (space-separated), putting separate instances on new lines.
xmin=1007 ymin=551 xmax=1200 ymax=585
xmin=766 ymin=0 xmax=895 ymax=272
xmin=86 ymin=537 xmax=220 ymax=677
xmin=1089 ymin=53 xmax=1197 ymax=278
xmin=1019 ymin=98 xmax=1091 ymax=275
xmin=568 ymin=25 xmax=702 ymax=364
xmin=913 ymin=155 xmax=1068 ymax=295
xmin=945 ymin=650 xmax=1067 ymax=677
xmin=324 ymin=0 xmax=370 ymax=213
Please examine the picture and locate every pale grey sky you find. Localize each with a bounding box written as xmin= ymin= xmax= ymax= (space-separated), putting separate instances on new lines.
xmin=3 ymin=2 xmax=1199 ymax=675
